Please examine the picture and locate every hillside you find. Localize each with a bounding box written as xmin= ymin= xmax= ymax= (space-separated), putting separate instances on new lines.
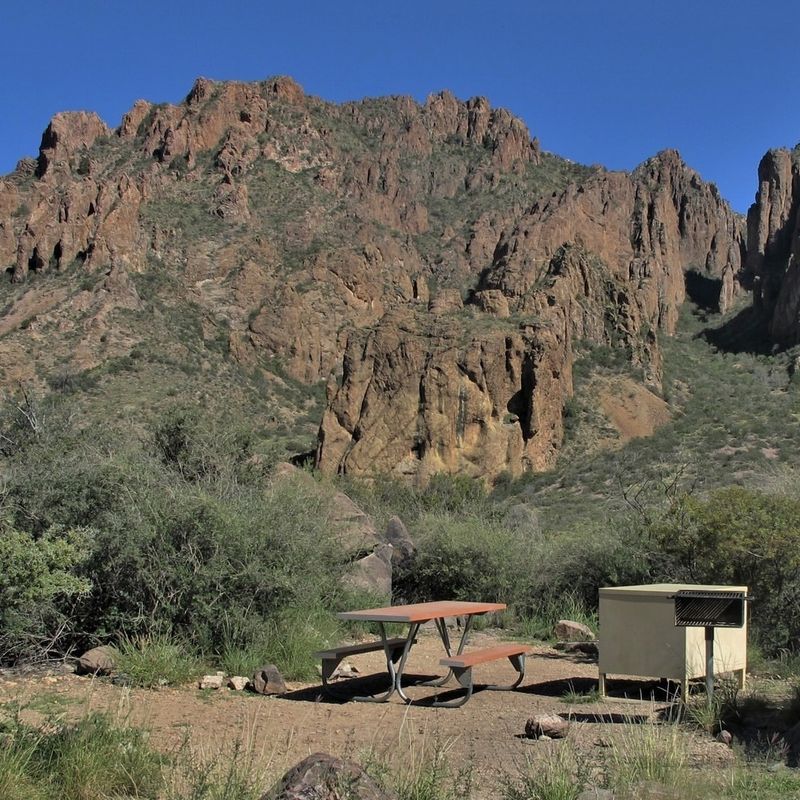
xmin=0 ymin=76 xmax=745 ymax=480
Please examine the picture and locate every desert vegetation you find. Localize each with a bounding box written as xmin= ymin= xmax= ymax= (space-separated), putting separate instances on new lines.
xmin=0 ymin=299 xmax=798 ymax=674
xmin=1 ymin=299 xmax=800 ymax=797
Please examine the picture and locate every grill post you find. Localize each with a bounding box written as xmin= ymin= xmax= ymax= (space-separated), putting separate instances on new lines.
xmin=705 ymin=626 xmax=714 ymax=704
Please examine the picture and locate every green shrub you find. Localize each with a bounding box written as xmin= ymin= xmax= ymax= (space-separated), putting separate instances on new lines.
xmin=392 ymin=739 xmax=473 ymax=800
xmin=399 ymin=512 xmax=536 ymax=604
xmin=0 ymin=522 xmax=92 ymax=662
xmin=652 ymin=487 xmax=800 ymax=653
xmin=607 ymin=722 xmax=687 ymax=793
xmin=164 ymin=737 xmax=265 ymax=800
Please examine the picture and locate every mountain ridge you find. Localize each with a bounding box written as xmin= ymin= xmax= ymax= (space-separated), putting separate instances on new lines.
xmin=0 ymin=76 xmax=758 ymax=481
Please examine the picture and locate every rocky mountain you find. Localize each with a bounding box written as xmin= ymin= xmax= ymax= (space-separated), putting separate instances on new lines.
xmin=0 ymin=77 xmax=745 ymax=481
xmin=745 ymin=146 xmax=800 ymax=345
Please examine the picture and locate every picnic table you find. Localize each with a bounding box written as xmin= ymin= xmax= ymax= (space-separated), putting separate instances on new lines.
xmin=316 ymin=600 xmax=532 ymax=707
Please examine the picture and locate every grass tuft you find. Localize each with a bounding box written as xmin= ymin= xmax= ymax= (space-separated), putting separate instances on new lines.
xmin=607 ymin=721 xmax=687 ymax=793
xmin=117 ymin=633 xmax=203 ymax=688
xmin=502 ymin=743 xmax=585 ymax=800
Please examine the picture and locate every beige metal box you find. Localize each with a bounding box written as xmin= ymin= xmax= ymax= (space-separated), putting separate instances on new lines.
xmin=598 ymin=583 xmax=747 ymax=700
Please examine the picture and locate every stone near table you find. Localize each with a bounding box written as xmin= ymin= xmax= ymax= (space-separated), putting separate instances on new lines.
xmin=525 ymin=713 xmax=569 ymax=739
xmin=554 ymin=641 xmax=599 ymax=657
xmin=332 ymin=661 xmax=360 ymax=680
xmin=199 ymin=673 xmax=224 ymax=690
xmin=252 ymin=663 xmax=287 ymax=695
xmin=554 ymin=620 xmax=596 ymax=642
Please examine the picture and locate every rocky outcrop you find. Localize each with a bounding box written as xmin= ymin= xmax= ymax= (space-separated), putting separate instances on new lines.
xmin=745 ymin=147 xmax=800 ymax=344
xmin=484 ymin=150 xmax=744 ymax=323
xmin=317 ymin=308 xmax=572 ymax=481
xmin=317 ymin=152 xmax=744 ymax=482
xmin=36 ymin=111 xmax=110 ymax=179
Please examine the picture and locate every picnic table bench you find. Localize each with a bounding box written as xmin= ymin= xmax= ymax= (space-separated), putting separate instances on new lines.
xmin=314 ymin=637 xmax=414 ymax=702
xmin=319 ymin=601 xmax=532 ymax=707
xmin=439 ymin=642 xmax=532 ymax=707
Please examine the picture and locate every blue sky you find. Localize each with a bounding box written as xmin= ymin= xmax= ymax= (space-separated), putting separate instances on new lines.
xmin=3 ymin=0 xmax=798 ymax=212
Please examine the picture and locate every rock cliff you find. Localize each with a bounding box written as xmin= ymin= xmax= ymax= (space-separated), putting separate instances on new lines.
xmin=319 ymin=152 xmax=745 ymax=481
xmin=745 ymin=146 xmax=800 ymax=344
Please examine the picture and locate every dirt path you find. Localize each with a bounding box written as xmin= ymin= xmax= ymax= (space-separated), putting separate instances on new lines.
xmin=0 ymin=629 xmax=732 ymax=795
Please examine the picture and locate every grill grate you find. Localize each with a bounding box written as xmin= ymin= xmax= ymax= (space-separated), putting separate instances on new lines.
xmin=673 ymin=590 xmax=746 ymax=628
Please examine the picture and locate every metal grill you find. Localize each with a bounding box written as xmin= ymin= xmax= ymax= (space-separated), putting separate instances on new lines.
xmin=673 ymin=590 xmax=746 ymax=628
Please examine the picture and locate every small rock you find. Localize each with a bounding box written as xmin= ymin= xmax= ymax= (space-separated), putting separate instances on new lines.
xmin=332 ymin=662 xmax=360 ymax=680
xmin=199 ymin=674 xmax=224 ymax=690
xmin=717 ymin=729 xmax=733 ymax=746
xmin=77 ymin=645 xmax=118 ymax=676
xmin=227 ymin=676 xmax=249 ymax=691
xmin=252 ymin=663 xmax=288 ymax=695
xmin=525 ymin=713 xmax=569 ymax=739
xmin=554 ymin=620 xmax=596 ymax=642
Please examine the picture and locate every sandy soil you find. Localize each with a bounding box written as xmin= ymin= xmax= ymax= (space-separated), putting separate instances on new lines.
xmin=597 ymin=376 xmax=671 ymax=444
xmin=0 ymin=628 xmax=733 ymax=796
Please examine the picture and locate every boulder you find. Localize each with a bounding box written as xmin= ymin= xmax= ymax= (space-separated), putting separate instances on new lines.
xmin=199 ymin=672 xmax=225 ymax=690
xmin=554 ymin=620 xmax=596 ymax=642
xmin=252 ymin=664 xmax=288 ymax=695
xmin=77 ymin=645 xmax=117 ymax=676
xmin=264 ymin=752 xmax=395 ymax=800
xmin=329 ymin=490 xmax=382 ymax=554
xmin=525 ymin=713 xmax=569 ymax=739
xmin=227 ymin=675 xmax=249 ymax=691
xmin=340 ymin=543 xmax=393 ymax=599
xmin=384 ymin=516 xmax=415 ymax=566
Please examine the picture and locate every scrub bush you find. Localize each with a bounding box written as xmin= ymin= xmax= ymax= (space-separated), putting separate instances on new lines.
xmin=651 ymin=487 xmax=800 ymax=653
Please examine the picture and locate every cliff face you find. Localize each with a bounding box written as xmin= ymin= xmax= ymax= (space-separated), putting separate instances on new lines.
xmin=745 ymin=147 xmax=800 ymax=344
xmin=319 ymin=152 xmax=745 ymax=481
xmin=0 ymin=77 xmax=745 ymax=481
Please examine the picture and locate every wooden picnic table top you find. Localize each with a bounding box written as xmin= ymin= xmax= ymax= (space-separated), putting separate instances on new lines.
xmin=336 ymin=600 xmax=506 ymax=623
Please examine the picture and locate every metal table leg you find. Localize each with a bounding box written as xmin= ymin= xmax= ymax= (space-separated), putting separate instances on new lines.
xmin=418 ymin=614 xmax=474 ymax=689
xmin=350 ymin=622 xmax=416 ymax=703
